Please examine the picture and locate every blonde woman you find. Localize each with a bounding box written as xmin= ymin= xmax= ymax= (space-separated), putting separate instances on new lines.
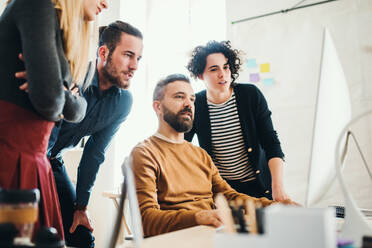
xmin=0 ymin=0 xmax=107 ymax=239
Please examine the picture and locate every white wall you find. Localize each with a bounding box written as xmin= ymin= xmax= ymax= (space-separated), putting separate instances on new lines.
xmin=113 ymin=0 xmax=227 ymax=165
xmin=226 ymin=0 xmax=372 ymax=206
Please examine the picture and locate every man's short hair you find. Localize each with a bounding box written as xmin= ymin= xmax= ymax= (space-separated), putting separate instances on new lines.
xmin=187 ymin=40 xmax=242 ymax=86
xmin=153 ymin=74 xmax=190 ymax=101
xmin=99 ymin=21 xmax=143 ymax=54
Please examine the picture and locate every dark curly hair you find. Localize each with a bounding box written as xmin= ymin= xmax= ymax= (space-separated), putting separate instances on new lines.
xmin=187 ymin=40 xmax=242 ymax=86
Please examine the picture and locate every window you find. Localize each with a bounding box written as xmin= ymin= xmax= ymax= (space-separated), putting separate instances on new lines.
xmin=114 ymin=0 xmax=226 ymax=163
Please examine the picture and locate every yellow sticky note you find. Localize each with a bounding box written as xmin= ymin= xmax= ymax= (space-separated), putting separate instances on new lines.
xmin=260 ymin=63 xmax=270 ymax=73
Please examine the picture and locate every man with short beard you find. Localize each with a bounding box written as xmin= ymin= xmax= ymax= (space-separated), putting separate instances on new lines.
xmin=130 ymin=74 xmax=278 ymax=238
xmin=46 ymin=21 xmax=143 ymax=247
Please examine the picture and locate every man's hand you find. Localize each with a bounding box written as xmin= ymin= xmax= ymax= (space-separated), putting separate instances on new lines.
xmin=69 ymin=210 xmax=94 ymax=233
xmin=195 ymin=210 xmax=223 ymax=227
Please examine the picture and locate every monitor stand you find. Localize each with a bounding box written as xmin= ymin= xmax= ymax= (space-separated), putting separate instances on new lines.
xmin=336 ymin=109 xmax=372 ymax=247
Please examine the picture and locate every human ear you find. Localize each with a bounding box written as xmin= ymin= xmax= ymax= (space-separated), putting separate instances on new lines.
xmin=152 ymin=101 xmax=162 ymax=115
xmin=98 ymin=45 xmax=109 ymax=61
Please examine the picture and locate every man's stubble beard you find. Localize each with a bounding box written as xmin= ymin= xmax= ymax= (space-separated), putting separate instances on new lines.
xmin=101 ymin=54 xmax=130 ymax=89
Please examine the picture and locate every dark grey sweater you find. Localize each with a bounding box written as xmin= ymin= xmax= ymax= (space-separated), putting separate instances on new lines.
xmin=0 ymin=0 xmax=87 ymax=122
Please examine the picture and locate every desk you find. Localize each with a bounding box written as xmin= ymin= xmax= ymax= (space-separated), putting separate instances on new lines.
xmin=139 ymin=226 xmax=215 ymax=248
xmin=116 ymin=219 xmax=372 ymax=248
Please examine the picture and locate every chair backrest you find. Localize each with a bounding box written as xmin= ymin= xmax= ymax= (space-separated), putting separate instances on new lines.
xmin=121 ymin=156 xmax=144 ymax=245
xmin=110 ymin=156 xmax=144 ymax=248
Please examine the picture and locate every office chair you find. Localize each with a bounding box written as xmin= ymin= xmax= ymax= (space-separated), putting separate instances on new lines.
xmin=109 ymin=156 xmax=144 ymax=248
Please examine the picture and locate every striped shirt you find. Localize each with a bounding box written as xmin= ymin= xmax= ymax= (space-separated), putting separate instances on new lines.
xmin=207 ymin=91 xmax=255 ymax=182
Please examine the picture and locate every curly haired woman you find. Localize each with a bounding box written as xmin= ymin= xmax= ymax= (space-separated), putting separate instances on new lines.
xmin=185 ymin=40 xmax=292 ymax=202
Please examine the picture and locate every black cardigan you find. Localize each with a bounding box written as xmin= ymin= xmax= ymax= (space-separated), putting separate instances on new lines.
xmin=185 ymin=83 xmax=284 ymax=195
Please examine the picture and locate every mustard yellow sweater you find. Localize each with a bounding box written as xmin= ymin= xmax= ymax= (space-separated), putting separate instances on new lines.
xmin=131 ymin=135 xmax=272 ymax=237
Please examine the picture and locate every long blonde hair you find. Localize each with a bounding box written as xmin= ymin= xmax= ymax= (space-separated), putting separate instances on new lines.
xmin=53 ymin=0 xmax=97 ymax=86
xmin=7 ymin=0 xmax=96 ymax=85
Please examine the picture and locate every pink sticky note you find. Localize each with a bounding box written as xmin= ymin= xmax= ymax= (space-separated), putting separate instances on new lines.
xmin=250 ymin=73 xmax=260 ymax=82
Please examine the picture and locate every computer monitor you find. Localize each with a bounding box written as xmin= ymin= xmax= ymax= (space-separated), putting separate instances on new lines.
xmin=305 ymin=28 xmax=351 ymax=207
xmin=304 ymin=28 xmax=372 ymax=246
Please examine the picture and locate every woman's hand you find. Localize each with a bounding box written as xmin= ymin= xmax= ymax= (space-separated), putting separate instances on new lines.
xmin=272 ymin=183 xmax=290 ymax=201
xmin=15 ymin=53 xmax=29 ymax=92
xmin=271 ymin=184 xmax=301 ymax=206
xmin=69 ymin=83 xmax=80 ymax=96
xmin=16 ymin=53 xmax=79 ymax=96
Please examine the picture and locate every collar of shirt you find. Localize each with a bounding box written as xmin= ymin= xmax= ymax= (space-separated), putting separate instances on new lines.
xmin=88 ymin=69 xmax=120 ymax=99
xmin=154 ymin=132 xmax=185 ymax=144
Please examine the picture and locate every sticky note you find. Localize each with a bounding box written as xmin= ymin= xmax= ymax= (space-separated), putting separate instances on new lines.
xmin=260 ymin=63 xmax=270 ymax=73
xmin=246 ymin=59 xmax=257 ymax=68
xmin=263 ymin=78 xmax=274 ymax=86
xmin=249 ymin=73 xmax=260 ymax=82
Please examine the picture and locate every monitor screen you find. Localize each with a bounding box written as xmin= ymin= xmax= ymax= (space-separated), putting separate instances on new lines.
xmin=305 ymin=28 xmax=351 ymax=207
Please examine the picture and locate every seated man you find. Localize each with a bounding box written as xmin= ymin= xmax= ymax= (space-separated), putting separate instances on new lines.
xmin=130 ymin=74 xmax=291 ymax=237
